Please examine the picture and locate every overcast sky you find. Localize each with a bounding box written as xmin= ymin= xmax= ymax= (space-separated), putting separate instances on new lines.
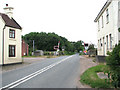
xmin=0 ymin=0 xmax=107 ymax=44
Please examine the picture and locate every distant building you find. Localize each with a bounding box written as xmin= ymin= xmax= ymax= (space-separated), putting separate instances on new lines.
xmin=22 ymin=40 xmax=29 ymax=56
xmin=0 ymin=4 xmax=22 ymax=65
xmin=94 ymin=0 xmax=120 ymax=56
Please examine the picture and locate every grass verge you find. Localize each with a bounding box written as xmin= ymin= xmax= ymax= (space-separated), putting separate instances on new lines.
xmin=80 ymin=64 xmax=112 ymax=88
xmin=22 ymin=55 xmax=59 ymax=58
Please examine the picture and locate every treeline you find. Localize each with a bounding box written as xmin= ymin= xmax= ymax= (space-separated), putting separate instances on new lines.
xmin=22 ymin=32 xmax=84 ymax=53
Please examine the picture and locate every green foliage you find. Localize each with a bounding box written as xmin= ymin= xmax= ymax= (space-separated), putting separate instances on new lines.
xmin=23 ymin=32 xmax=67 ymax=51
xmin=106 ymin=43 xmax=120 ymax=88
xmin=22 ymin=32 xmax=84 ymax=55
xmin=74 ymin=40 xmax=84 ymax=52
xmin=80 ymin=65 xmax=112 ymax=88
xmin=64 ymin=51 xmax=75 ymax=55
xmin=88 ymin=44 xmax=95 ymax=51
xmin=87 ymin=44 xmax=97 ymax=57
xmin=118 ymin=28 xmax=120 ymax=32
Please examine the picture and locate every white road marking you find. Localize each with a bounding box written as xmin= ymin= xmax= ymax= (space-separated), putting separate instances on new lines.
xmin=1 ymin=55 xmax=74 ymax=89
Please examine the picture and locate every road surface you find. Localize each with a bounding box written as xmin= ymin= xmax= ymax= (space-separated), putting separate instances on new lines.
xmin=1 ymin=54 xmax=81 ymax=89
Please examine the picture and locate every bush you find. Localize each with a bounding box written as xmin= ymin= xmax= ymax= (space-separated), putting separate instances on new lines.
xmin=106 ymin=43 xmax=120 ymax=88
xmin=64 ymin=51 xmax=75 ymax=55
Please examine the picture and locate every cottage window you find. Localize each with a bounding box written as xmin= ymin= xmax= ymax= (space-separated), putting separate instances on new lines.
xmin=106 ymin=9 xmax=109 ymax=23
xmin=9 ymin=45 xmax=16 ymax=57
xmin=9 ymin=29 xmax=15 ymax=38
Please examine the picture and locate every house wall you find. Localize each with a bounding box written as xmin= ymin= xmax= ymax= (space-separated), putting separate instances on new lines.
xmin=119 ymin=32 xmax=120 ymax=42
xmin=118 ymin=1 xmax=120 ymax=42
xmin=3 ymin=27 xmax=22 ymax=64
xmin=97 ymin=1 xmax=119 ymax=56
xmin=0 ymin=16 xmax=5 ymax=65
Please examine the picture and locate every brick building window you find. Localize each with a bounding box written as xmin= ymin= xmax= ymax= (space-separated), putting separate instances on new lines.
xmin=9 ymin=45 xmax=16 ymax=57
xmin=9 ymin=29 xmax=15 ymax=38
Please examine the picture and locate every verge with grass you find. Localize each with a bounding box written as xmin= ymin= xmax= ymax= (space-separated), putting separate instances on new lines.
xmin=80 ymin=64 xmax=112 ymax=88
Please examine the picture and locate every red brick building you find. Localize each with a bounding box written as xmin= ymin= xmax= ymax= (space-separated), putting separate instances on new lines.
xmin=22 ymin=40 xmax=29 ymax=56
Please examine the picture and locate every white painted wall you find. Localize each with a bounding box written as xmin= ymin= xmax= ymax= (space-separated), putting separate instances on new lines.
xmin=119 ymin=32 xmax=120 ymax=42
xmin=97 ymin=0 xmax=119 ymax=56
xmin=118 ymin=1 xmax=120 ymax=42
xmin=0 ymin=16 xmax=5 ymax=65
xmin=3 ymin=27 xmax=22 ymax=64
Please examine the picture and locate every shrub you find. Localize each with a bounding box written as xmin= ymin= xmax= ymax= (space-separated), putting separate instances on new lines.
xmin=118 ymin=28 xmax=120 ymax=32
xmin=106 ymin=43 xmax=120 ymax=88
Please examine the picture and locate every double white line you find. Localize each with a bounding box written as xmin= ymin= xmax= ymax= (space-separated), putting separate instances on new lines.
xmin=1 ymin=55 xmax=74 ymax=89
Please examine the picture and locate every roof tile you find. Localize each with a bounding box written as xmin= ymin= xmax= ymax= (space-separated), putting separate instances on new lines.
xmin=0 ymin=13 xmax=22 ymax=29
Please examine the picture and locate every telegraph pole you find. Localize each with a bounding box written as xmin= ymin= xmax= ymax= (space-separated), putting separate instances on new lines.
xmin=33 ymin=40 xmax=35 ymax=55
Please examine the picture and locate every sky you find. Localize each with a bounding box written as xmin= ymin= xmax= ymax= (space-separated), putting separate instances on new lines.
xmin=0 ymin=0 xmax=107 ymax=45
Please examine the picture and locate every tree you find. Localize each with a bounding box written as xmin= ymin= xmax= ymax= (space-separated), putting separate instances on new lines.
xmin=87 ymin=44 xmax=96 ymax=57
xmin=22 ymin=32 xmax=78 ymax=53
xmin=74 ymin=40 xmax=84 ymax=52
xmin=88 ymin=44 xmax=95 ymax=51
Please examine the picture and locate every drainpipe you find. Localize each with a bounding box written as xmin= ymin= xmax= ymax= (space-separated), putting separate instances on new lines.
xmin=2 ymin=26 xmax=5 ymax=65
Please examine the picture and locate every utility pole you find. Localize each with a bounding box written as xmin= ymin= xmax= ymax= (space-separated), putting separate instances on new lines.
xmin=33 ymin=40 xmax=34 ymax=55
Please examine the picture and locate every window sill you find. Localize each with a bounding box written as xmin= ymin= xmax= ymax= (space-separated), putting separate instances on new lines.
xmin=9 ymin=38 xmax=16 ymax=41
xmin=106 ymin=22 xmax=109 ymax=24
xmin=8 ymin=57 xmax=16 ymax=59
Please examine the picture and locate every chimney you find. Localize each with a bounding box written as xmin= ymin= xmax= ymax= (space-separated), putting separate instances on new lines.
xmin=3 ymin=4 xmax=14 ymax=18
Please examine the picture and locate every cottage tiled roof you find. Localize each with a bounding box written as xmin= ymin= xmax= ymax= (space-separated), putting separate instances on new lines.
xmin=0 ymin=13 xmax=22 ymax=29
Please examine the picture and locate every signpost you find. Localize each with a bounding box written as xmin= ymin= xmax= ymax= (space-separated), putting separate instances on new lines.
xmin=54 ymin=41 xmax=60 ymax=55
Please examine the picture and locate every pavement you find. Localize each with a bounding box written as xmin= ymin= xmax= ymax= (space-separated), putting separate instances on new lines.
xmin=1 ymin=54 xmax=97 ymax=89
xmin=2 ymin=57 xmax=45 ymax=73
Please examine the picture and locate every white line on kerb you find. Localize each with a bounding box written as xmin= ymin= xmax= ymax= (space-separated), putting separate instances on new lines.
xmin=1 ymin=55 xmax=74 ymax=89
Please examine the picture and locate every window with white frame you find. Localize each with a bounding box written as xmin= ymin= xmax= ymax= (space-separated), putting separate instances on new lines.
xmin=102 ymin=16 xmax=104 ymax=28
xmin=109 ymin=34 xmax=112 ymax=49
xmin=100 ymin=39 xmax=102 ymax=50
xmin=98 ymin=40 xmax=99 ymax=49
xmin=106 ymin=35 xmax=108 ymax=50
xmin=106 ymin=9 xmax=109 ymax=23
xmin=9 ymin=45 xmax=16 ymax=57
xmin=98 ymin=20 xmax=100 ymax=31
xmin=9 ymin=29 xmax=15 ymax=38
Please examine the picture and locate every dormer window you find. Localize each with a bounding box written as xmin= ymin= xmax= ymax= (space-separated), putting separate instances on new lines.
xmin=9 ymin=29 xmax=15 ymax=38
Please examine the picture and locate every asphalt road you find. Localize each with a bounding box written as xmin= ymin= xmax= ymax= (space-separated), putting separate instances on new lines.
xmin=1 ymin=54 xmax=81 ymax=89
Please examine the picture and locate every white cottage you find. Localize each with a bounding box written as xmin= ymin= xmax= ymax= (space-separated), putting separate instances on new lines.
xmin=0 ymin=5 xmax=22 ymax=65
xmin=94 ymin=0 xmax=120 ymax=56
